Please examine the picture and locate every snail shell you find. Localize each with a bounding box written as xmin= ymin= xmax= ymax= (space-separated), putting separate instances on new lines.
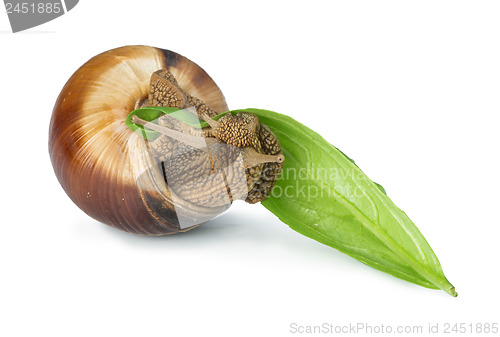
xmin=49 ymin=45 xmax=230 ymax=235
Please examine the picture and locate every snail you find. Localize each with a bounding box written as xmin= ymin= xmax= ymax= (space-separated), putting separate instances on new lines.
xmin=49 ymin=45 xmax=284 ymax=235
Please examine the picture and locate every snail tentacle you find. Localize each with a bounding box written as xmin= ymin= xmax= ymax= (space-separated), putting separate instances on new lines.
xmin=131 ymin=115 xmax=207 ymax=149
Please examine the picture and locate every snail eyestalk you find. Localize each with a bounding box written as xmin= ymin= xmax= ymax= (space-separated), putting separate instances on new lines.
xmin=200 ymin=112 xmax=220 ymax=129
xmin=131 ymin=115 xmax=285 ymax=168
xmin=131 ymin=115 xmax=206 ymax=149
xmin=242 ymin=148 xmax=285 ymax=168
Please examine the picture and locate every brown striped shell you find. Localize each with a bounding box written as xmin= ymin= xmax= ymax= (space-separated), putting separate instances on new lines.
xmin=49 ymin=46 xmax=230 ymax=235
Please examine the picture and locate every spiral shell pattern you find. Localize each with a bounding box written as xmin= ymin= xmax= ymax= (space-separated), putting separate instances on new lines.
xmin=49 ymin=46 xmax=229 ymax=235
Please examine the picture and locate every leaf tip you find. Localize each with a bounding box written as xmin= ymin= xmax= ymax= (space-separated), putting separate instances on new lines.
xmin=446 ymin=286 xmax=458 ymax=297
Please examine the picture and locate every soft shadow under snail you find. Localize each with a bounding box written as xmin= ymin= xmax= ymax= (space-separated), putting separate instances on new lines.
xmin=49 ymin=45 xmax=284 ymax=235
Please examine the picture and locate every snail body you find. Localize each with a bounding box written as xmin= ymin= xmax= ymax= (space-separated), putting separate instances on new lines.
xmin=49 ymin=46 xmax=283 ymax=235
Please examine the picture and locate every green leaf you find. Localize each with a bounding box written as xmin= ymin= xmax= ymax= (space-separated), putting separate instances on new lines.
xmin=238 ymin=108 xmax=456 ymax=297
xmin=336 ymin=147 xmax=387 ymax=195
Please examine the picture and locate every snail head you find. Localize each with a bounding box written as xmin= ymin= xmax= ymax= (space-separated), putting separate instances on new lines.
xmin=201 ymin=111 xmax=285 ymax=204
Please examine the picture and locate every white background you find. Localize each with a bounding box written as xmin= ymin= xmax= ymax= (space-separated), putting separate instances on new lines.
xmin=1 ymin=1 xmax=499 ymax=336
